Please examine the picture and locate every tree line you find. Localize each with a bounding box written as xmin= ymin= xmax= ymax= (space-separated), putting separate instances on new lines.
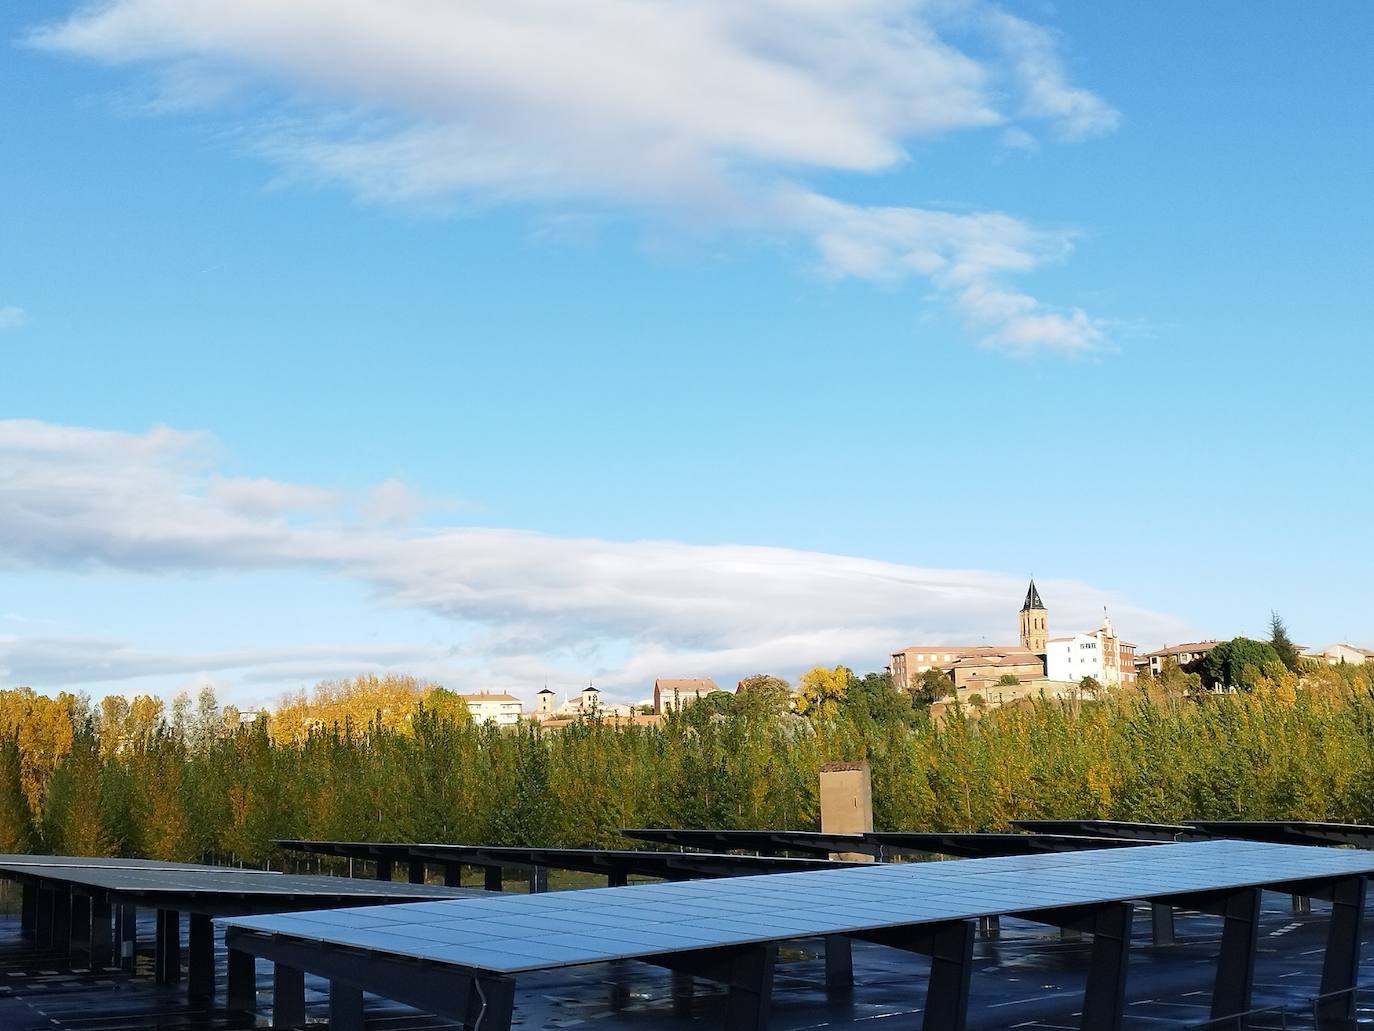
xmin=1 ymin=653 xmax=1372 ymax=866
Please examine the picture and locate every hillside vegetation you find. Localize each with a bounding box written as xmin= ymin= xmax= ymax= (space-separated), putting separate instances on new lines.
xmin=1 ymin=663 xmax=1371 ymax=865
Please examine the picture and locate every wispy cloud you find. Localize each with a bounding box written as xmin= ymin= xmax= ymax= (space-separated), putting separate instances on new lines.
xmin=0 ymin=419 xmax=1190 ymax=699
xmin=0 ymin=634 xmax=444 ymax=693
xmin=983 ymin=9 xmax=1122 ymax=142
xmin=30 ymin=0 xmax=1119 ymax=354
xmin=0 ymin=306 xmax=27 ymax=330
xmin=785 ymin=191 xmax=1103 ymax=353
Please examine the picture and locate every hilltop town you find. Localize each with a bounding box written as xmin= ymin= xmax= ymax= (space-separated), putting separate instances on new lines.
xmin=443 ymin=580 xmax=1373 ymax=727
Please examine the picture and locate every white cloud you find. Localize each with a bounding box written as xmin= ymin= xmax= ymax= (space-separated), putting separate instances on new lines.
xmin=207 ymin=475 xmax=338 ymax=517
xmin=983 ymin=9 xmax=1121 ymax=141
xmin=0 ymin=634 xmax=440 ymax=689
xmin=31 ymin=0 xmax=1118 ymax=354
xmin=0 ymin=419 xmax=1192 ymax=700
xmin=786 ymin=191 xmax=1104 ymax=353
xmin=363 ymin=477 xmax=423 ymax=527
xmin=0 ymin=306 xmax=27 ymax=330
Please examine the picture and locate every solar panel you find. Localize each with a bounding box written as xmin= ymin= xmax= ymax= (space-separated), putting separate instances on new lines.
xmin=0 ymin=863 xmax=472 ymax=900
xmin=0 ymin=854 xmax=279 ymax=872
xmin=220 ymin=840 xmax=1374 ymax=975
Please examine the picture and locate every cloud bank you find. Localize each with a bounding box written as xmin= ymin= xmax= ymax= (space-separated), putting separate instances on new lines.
xmin=32 ymin=0 xmax=1117 ymax=353
xmin=0 ymin=419 xmax=1190 ymax=700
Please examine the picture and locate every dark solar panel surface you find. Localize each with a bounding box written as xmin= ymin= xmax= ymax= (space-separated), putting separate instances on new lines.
xmin=0 ymin=854 xmax=278 ymax=872
xmin=221 ymin=840 xmax=1374 ymax=975
xmin=0 ymin=863 xmax=471 ymax=900
xmin=869 ymin=831 xmax=1151 ymax=855
xmin=620 ymin=828 xmax=873 ymax=855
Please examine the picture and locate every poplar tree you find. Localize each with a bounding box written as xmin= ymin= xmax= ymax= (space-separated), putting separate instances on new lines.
xmin=0 ymin=738 xmax=36 ymax=853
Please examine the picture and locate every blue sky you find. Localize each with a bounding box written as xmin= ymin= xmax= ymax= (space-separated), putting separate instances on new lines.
xmin=1 ymin=1 xmax=1371 ymax=707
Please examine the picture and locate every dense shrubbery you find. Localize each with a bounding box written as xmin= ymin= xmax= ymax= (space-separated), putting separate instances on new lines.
xmin=1 ymin=663 xmax=1372 ymax=865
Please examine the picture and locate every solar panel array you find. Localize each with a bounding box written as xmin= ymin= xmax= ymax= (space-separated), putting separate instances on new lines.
xmin=0 ymin=862 xmax=473 ymax=901
xmin=221 ymin=840 xmax=1374 ymax=975
xmin=0 ymin=854 xmax=278 ymax=872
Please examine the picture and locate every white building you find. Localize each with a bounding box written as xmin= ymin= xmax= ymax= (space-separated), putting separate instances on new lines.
xmin=548 ymin=684 xmax=603 ymax=718
xmin=1303 ymin=644 xmax=1374 ymax=666
xmin=458 ymin=692 xmax=524 ymax=726
xmin=1046 ymin=633 xmax=1104 ymax=684
xmin=1046 ymin=615 xmax=1134 ymax=687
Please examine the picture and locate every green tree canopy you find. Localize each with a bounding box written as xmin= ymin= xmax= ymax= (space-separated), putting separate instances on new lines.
xmin=911 ymin=668 xmax=955 ymax=705
xmin=1202 ymin=637 xmax=1286 ymax=691
xmin=841 ymin=672 xmax=919 ymax=727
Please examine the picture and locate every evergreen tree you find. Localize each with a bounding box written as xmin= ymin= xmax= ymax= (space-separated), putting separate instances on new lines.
xmin=1269 ymin=611 xmax=1301 ymax=672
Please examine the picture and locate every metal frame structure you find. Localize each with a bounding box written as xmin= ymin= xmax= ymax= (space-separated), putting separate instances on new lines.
xmin=0 ymin=858 xmax=472 ymax=1003
xmin=222 ymin=840 xmax=1374 ymax=1031
xmin=1011 ymin=819 xmax=1210 ymax=841
xmin=274 ymin=839 xmax=860 ymax=891
xmin=869 ymin=831 xmax=1151 ymax=857
xmin=620 ymin=828 xmax=879 ymax=858
xmin=1184 ymin=821 xmax=1374 ymax=849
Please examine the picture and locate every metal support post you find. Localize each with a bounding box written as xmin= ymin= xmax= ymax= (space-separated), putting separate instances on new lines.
xmin=722 ymin=944 xmax=775 ymax=1031
xmin=484 ymin=865 xmax=503 ymax=892
xmin=155 ymin=909 xmax=182 ymax=984
xmin=117 ymin=904 xmax=137 ymax=970
xmin=408 ymin=860 xmax=425 ymax=884
xmin=978 ymin=915 xmax=1000 ymax=938
xmin=921 ymin=920 xmax=976 ymax=1031
xmin=52 ymin=887 xmax=73 ymax=955
xmin=1316 ymin=876 xmax=1366 ymax=1026
xmin=330 ymin=981 xmax=365 ymax=1031
xmin=443 ymin=862 xmax=463 ymax=887
xmin=69 ymin=892 xmax=92 ymax=967
xmin=608 ymin=871 xmax=628 ymax=887
xmin=462 ymin=975 xmax=515 ymax=1031
xmin=824 ymin=935 xmax=853 ymax=993
xmin=851 ymin=919 xmax=975 ymax=1031
xmin=1080 ymin=904 xmax=1133 ymax=1031
xmin=189 ymin=914 xmax=215 ymax=1001
xmin=273 ymin=962 xmax=307 ymax=1027
xmin=374 ymin=859 xmax=393 ymax=882
xmin=20 ymin=882 xmax=36 ymax=936
xmin=34 ymin=885 xmax=54 ymax=949
xmin=1210 ymin=888 xmax=1262 ymax=1023
xmin=1151 ymin=903 xmax=1175 ymax=946
xmin=1022 ymin=902 xmax=1134 ymax=1031
xmin=90 ymin=892 xmax=113 ymax=969
xmin=608 ymin=960 xmax=631 ymax=1009
xmin=671 ymin=970 xmax=695 ymax=1014
xmin=529 ymin=866 xmax=548 ymax=893
xmin=646 ymin=944 xmax=776 ymax=1031
xmin=1293 ymin=894 xmax=1313 ymax=914
xmin=227 ymin=947 xmax=257 ymax=1013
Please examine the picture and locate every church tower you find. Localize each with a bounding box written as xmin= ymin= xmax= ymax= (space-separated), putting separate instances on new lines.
xmin=1019 ymin=579 xmax=1048 ymax=653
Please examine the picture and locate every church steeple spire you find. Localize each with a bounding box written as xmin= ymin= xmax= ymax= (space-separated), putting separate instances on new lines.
xmin=1019 ymin=578 xmax=1047 ymax=653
